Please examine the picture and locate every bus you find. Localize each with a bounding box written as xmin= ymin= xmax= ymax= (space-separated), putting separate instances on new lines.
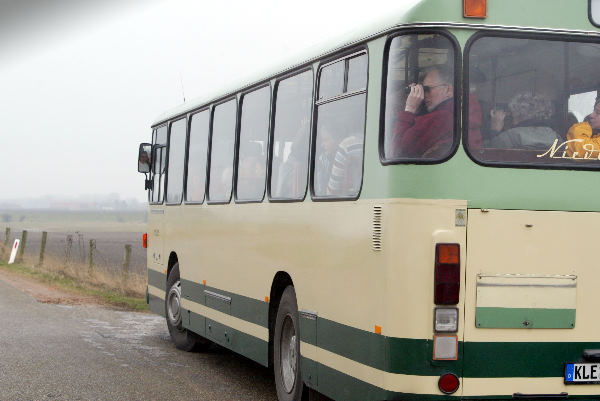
xmin=137 ymin=0 xmax=600 ymax=399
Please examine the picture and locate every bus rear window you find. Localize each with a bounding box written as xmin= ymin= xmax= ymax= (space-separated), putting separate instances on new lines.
xmin=466 ymin=34 xmax=600 ymax=169
xmin=381 ymin=32 xmax=458 ymax=163
xmin=591 ymin=0 xmax=600 ymax=27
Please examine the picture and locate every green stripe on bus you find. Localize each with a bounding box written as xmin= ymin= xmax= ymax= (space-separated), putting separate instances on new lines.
xmin=155 ymin=283 xmax=600 ymax=378
xmin=463 ymin=341 xmax=600 ymax=378
xmin=476 ymin=307 xmax=576 ymax=329
xmin=180 ymin=278 xmax=204 ymax=304
xmin=147 ymin=269 xmax=166 ymax=291
xmin=180 ymin=279 xmax=268 ymax=328
xmin=317 ymin=316 xmax=599 ymax=378
xmin=316 ymin=317 xmax=463 ymax=377
xmin=185 ymin=309 xmax=268 ymax=367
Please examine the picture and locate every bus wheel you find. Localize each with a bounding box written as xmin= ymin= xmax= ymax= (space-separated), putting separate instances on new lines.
xmin=274 ymin=285 xmax=303 ymax=401
xmin=166 ymin=263 xmax=208 ymax=351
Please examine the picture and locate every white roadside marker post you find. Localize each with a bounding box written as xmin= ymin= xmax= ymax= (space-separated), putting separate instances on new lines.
xmin=8 ymin=239 xmax=20 ymax=264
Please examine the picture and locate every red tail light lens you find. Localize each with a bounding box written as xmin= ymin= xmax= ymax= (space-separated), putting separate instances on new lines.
xmin=142 ymin=233 xmax=148 ymax=248
xmin=434 ymin=244 xmax=460 ymax=305
xmin=438 ymin=373 xmax=460 ymax=394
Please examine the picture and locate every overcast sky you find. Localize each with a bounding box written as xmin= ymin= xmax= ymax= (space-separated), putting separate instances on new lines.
xmin=0 ymin=0 xmax=415 ymax=203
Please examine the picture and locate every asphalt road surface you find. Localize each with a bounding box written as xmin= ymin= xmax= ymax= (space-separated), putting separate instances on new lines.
xmin=0 ymin=279 xmax=278 ymax=401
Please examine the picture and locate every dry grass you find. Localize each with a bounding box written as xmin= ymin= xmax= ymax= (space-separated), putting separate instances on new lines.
xmin=0 ymin=242 xmax=146 ymax=298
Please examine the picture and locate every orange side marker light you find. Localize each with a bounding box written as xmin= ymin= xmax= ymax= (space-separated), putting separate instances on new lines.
xmin=464 ymin=0 xmax=487 ymax=18
xmin=265 ymin=296 xmax=269 ymax=303
xmin=203 ymin=280 xmax=206 ymax=286
xmin=375 ymin=325 xmax=382 ymax=335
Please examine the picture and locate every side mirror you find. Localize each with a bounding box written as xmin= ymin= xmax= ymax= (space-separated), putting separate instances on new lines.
xmin=138 ymin=143 xmax=152 ymax=173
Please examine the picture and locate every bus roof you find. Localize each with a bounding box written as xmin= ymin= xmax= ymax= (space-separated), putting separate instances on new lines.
xmin=152 ymin=0 xmax=596 ymax=127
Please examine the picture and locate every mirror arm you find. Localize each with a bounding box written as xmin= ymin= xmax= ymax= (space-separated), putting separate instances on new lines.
xmin=144 ymin=173 xmax=152 ymax=190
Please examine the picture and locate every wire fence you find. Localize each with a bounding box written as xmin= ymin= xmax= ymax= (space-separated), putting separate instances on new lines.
xmin=1 ymin=227 xmax=146 ymax=275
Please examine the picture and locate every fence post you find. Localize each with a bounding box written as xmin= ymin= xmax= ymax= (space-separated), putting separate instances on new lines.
xmin=17 ymin=230 xmax=27 ymax=263
xmin=1 ymin=227 xmax=8 ymax=259
xmin=38 ymin=231 xmax=47 ymax=267
xmin=77 ymin=232 xmax=85 ymax=263
xmin=122 ymin=244 xmax=132 ymax=281
xmin=89 ymin=239 xmax=96 ymax=272
xmin=65 ymin=235 xmax=73 ymax=264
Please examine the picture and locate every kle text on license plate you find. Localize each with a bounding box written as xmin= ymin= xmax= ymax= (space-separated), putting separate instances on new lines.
xmin=565 ymin=363 xmax=600 ymax=384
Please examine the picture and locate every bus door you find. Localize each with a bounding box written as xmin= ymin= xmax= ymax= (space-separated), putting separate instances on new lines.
xmin=149 ymin=126 xmax=167 ymax=270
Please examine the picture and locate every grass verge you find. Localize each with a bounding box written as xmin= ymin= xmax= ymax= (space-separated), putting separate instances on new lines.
xmin=0 ymin=260 xmax=148 ymax=312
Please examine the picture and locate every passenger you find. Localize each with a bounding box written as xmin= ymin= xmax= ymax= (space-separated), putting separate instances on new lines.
xmin=487 ymin=92 xmax=560 ymax=149
xmin=390 ymin=65 xmax=454 ymax=158
xmin=314 ymin=127 xmax=338 ymax=196
xmin=274 ymin=123 xmax=309 ymax=198
xmin=238 ymin=142 xmax=266 ymax=199
xmin=326 ymin=135 xmax=363 ymax=197
xmin=566 ymin=99 xmax=600 ymax=158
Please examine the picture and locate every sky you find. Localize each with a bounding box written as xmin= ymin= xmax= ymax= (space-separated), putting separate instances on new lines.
xmin=0 ymin=0 xmax=416 ymax=203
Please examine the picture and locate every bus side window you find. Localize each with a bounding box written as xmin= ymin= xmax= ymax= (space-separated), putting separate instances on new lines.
xmin=236 ymin=86 xmax=270 ymax=202
xmin=186 ymin=110 xmax=210 ymax=203
xmin=165 ymin=118 xmax=187 ymax=205
xmin=313 ymin=52 xmax=367 ymax=199
xmin=208 ymin=99 xmax=237 ymax=203
xmin=270 ymin=70 xmax=313 ymax=200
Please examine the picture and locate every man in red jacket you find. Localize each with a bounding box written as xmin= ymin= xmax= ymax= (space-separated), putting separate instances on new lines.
xmin=391 ymin=66 xmax=454 ymax=158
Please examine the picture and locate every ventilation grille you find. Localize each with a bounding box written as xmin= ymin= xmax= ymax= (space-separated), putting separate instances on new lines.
xmin=372 ymin=205 xmax=383 ymax=251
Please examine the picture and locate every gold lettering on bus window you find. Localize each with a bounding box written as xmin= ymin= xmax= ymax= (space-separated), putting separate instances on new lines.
xmin=536 ymin=139 xmax=600 ymax=161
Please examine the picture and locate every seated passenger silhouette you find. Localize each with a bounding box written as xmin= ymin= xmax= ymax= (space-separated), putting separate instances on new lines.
xmin=390 ymin=65 xmax=454 ymax=158
xmin=566 ymin=98 xmax=600 ymax=158
xmin=326 ymin=135 xmax=363 ymax=197
xmin=487 ymin=92 xmax=560 ymax=149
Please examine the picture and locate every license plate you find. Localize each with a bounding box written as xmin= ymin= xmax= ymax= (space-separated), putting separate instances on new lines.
xmin=565 ymin=363 xmax=600 ymax=384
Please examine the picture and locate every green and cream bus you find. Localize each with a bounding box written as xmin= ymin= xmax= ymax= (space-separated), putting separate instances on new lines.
xmin=137 ymin=0 xmax=600 ymax=399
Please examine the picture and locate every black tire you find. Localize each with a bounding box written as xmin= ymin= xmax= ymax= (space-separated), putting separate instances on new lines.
xmin=274 ymin=286 xmax=303 ymax=401
xmin=165 ymin=263 xmax=209 ymax=351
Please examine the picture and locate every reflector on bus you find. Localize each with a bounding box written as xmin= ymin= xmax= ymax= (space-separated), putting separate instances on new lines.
xmin=438 ymin=372 xmax=460 ymax=394
xmin=464 ymin=0 xmax=487 ymax=18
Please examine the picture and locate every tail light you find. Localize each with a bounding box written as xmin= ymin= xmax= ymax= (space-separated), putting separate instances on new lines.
xmin=434 ymin=243 xmax=460 ymax=305
xmin=142 ymin=233 xmax=148 ymax=248
xmin=438 ymin=372 xmax=460 ymax=394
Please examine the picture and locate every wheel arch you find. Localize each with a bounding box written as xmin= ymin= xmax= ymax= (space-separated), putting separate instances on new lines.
xmin=166 ymin=251 xmax=178 ymax=279
xmin=268 ymin=271 xmax=295 ymax=368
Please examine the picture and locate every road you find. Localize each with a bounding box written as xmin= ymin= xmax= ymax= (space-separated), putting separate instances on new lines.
xmin=0 ymin=278 xmax=277 ymax=401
